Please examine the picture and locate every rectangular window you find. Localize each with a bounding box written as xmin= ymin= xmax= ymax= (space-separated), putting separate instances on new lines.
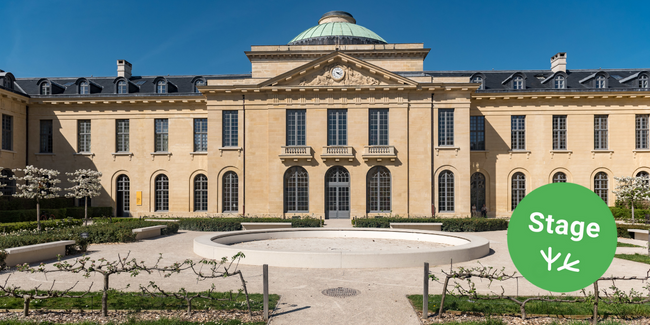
xmin=369 ymin=109 xmax=389 ymax=145
xmin=511 ymin=115 xmax=525 ymax=150
xmin=286 ymin=109 xmax=306 ymax=146
xmin=327 ymin=109 xmax=347 ymax=146
xmin=154 ymin=119 xmax=168 ymax=152
xmin=2 ymin=114 xmax=12 ymax=151
xmin=222 ymin=111 xmax=238 ymax=147
xmin=636 ymin=114 xmax=649 ymax=149
xmin=594 ymin=115 xmax=608 ymax=150
xmin=553 ymin=115 xmax=567 ymax=150
xmin=438 ymin=109 xmax=454 ymax=146
xmin=39 ymin=120 xmax=53 ymax=153
xmin=194 ymin=118 xmax=208 ymax=151
xmin=116 ymin=119 xmax=129 ymax=152
xmin=77 ymin=120 xmax=91 ymax=153
xmin=470 ymin=116 xmax=485 ymax=150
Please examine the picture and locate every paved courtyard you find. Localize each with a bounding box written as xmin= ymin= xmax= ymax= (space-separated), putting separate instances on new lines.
xmin=2 ymin=222 xmax=649 ymax=325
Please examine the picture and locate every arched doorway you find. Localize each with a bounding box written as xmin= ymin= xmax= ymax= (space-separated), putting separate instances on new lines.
xmin=116 ymin=175 xmax=130 ymax=217
xmin=325 ymin=166 xmax=350 ymax=219
xmin=470 ymin=172 xmax=486 ymax=215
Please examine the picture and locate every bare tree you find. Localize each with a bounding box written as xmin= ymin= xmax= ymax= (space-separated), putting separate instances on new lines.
xmin=65 ymin=169 xmax=102 ymax=225
xmin=12 ymin=166 xmax=61 ymax=231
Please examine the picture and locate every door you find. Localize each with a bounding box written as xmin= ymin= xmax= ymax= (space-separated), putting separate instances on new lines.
xmin=470 ymin=172 xmax=486 ymax=216
xmin=116 ymin=175 xmax=130 ymax=217
xmin=326 ymin=167 xmax=350 ymax=219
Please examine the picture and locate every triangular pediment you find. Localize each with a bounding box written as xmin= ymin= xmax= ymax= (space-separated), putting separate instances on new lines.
xmin=258 ymin=52 xmax=419 ymax=88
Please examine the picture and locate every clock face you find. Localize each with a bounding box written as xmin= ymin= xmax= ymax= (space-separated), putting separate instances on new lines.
xmin=331 ymin=67 xmax=345 ymax=80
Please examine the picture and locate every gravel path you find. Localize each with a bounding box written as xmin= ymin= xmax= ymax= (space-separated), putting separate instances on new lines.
xmin=231 ymin=237 xmax=452 ymax=252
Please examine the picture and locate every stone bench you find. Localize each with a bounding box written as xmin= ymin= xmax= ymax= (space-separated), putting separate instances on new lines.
xmin=132 ymin=225 xmax=167 ymax=240
xmin=389 ymin=222 xmax=443 ymax=231
xmin=144 ymin=219 xmax=179 ymax=222
xmin=628 ymin=229 xmax=649 ymax=241
xmin=241 ymin=222 xmax=292 ymax=231
xmin=4 ymin=240 xmax=76 ymax=266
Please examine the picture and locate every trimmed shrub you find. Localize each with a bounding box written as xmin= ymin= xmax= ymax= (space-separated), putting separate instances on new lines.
xmin=616 ymin=224 xmax=650 ymax=238
xmin=0 ymin=208 xmax=68 ymax=223
xmin=0 ymin=218 xmax=83 ymax=234
xmin=0 ymin=197 xmax=74 ymax=211
xmin=154 ymin=217 xmax=323 ymax=232
xmin=610 ymin=207 xmax=650 ymax=221
xmin=66 ymin=207 xmax=113 ymax=219
xmin=353 ymin=217 xmax=509 ymax=232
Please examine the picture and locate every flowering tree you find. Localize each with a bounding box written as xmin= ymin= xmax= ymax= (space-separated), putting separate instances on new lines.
xmin=12 ymin=166 xmax=61 ymax=231
xmin=65 ymin=169 xmax=102 ymax=225
xmin=613 ymin=176 xmax=650 ymax=224
xmin=0 ymin=168 xmax=5 ymax=196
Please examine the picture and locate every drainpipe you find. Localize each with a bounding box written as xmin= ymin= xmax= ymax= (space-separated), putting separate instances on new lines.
xmin=431 ymin=93 xmax=434 ymax=217
xmin=242 ymin=95 xmax=246 ymax=215
xmin=407 ymin=99 xmax=410 ymax=217
xmin=25 ymin=106 xmax=29 ymax=166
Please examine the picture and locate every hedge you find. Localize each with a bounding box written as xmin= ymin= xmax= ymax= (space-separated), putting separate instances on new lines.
xmin=0 ymin=207 xmax=113 ymax=223
xmin=610 ymin=207 xmax=650 ymax=221
xmin=353 ymin=217 xmax=509 ymax=232
xmin=616 ymin=224 xmax=650 ymax=238
xmin=146 ymin=217 xmax=324 ymax=232
xmin=0 ymin=218 xmax=83 ymax=234
xmin=0 ymin=197 xmax=74 ymax=211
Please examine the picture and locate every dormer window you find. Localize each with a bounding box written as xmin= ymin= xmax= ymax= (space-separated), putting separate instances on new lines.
xmin=156 ymin=80 xmax=167 ymax=94
xmin=471 ymin=76 xmax=484 ymax=90
xmin=117 ymin=80 xmax=128 ymax=94
xmin=554 ymin=75 xmax=565 ymax=89
xmin=513 ymin=76 xmax=524 ymax=90
xmin=595 ymin=75 xmax=607 ymax=89
xmin=79 ymin=81 xmax=89 ymax=94
xmin=41 ymin=82 xmax=51 ymax=95
xmin=639 ymin=74 xmax=649 ymax=89
xmin=194 ymin=79 xmax=205 ymax=93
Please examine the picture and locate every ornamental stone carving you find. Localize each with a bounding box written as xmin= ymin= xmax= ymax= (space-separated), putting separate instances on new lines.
xmin=298 ymin=65 xmax=380 ymax=86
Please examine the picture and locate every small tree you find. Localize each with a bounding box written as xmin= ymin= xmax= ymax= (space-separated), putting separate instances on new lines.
xmin=12 ymin=166 xmax=61 ymax=231
xmin=613 ymin=176 xmax=650 ymax=224
xmin=66 ymin=169 xmax=102 ymax=225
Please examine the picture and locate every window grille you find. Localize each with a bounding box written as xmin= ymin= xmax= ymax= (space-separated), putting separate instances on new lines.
xmin=116 ymin=119 xmax=129 ymax=152
xmin=154 ymin=119 xmax=168 ymax=152
xmin=511 ymin=116 xmax=525 ymax=150
xmin=636 ymin=115 xmax=649 ymax=149
xmin=369 ymin=109 xmax=388 ymax=145
xmin=223 ymin=172 xmax=239 ymax=213
xmin=41 ymin=82 xmax=50 ymax=95
xmin=40 ymin=120 xmax=53 ymax=153
xmin=194 ymin=118 xmax=208 ymax=151
xmin=327 ymin=109 xmax=347 ymax=146
xmin=512 ymin=172 xmax=526 ymax=210
xmin=286 ymin=110 xmax=306 ymax=146
xmin=79 ymin=81 xmax=89 ymax=94
xmin=285 ymin=166 xmax=309 ymax=213
xmin=513 ymin=76 xmax=524 ymax=90
xmin=367 ymin=166 xmax=391 ymax=212
xmin=438 ymin=170 xmax=454 ymax=212
xmin=155 ymin=174 xmax=169 ymax=211
xmin=594 ymin=115 xmax=608 ymax=150
xmin=471 ymin=76 xmax=483 ymax=89
xmin=116 ymin=175 xmax=130 ymax=216
xmin=640 ymin=75 xmax=649 ymax=88
xmin=553 ymin=172 xmax=567 ymax=183
xmin=156 ymin=80 xmax=167 ymax=94
xmin=222 ymin=111 xmax=238 ymax=147
xmin=553 ymin=115 xmax=567 ymax=150
xmin=554 ymin=75 xmax=565 ymax=89
xmin=2 ymin=114 xmax=12 ymax=151
xmin=194 ymin=174 xmax=208 ymax=212
xmin=117 ymin=80 xmax=128 ymax=94
xmin=594 ymin=172 xmax=608 ymax=204
xmin=438 ymin=109 xmax=454 ymax=146
xmin=78 ymin=120 xmax=91 ymax=153
xmin=596 ymin=75 xmax=607 ymax=89
xmin=470 ymin=116 xmax=485 ymax=150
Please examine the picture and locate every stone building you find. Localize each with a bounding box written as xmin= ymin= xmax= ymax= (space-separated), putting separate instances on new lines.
xmin=1 ymin=11 xmax=649 ymax=219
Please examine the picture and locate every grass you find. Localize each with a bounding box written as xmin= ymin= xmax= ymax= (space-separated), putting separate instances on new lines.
xmin=0 ymin=291 xmax=279 ymax=312
xmin=617 ymin=242 xmax=643 ymax=247
xmin=409 ymin=294 xmax=650 ymax=317
xmin=437 ymin=321 xmax=625 ymax=325
xmin=0 ymin=320 xmax=264 ymax=325
xmin=615 ymin=253 xmax=650 ymax=264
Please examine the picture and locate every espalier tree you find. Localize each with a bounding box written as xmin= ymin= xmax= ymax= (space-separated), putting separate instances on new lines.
xmin=12 ymin=166 xmax=61 ymax=231
xmin=613 ymin=176 xmax=650 ymax=224
xmin=66 ymin=169 xmax=102 ymax=225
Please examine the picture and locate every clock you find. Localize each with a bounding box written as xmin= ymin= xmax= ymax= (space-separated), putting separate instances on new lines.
xmin=331 ymin=66 xmax=345 ymax=80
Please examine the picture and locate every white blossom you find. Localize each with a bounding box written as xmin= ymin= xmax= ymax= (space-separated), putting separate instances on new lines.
xmin=65 ymin=169 xmax=102 ymax=200
xmin=613 ymin=175 xmax=650 ymax=223
xmin=12 ymin=165 xmax=61 ymax=199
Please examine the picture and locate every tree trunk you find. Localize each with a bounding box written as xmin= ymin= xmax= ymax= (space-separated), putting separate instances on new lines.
xmin=84 ymin=197 xmax=88 ymax=226
xmin=237 ymin=271 xmax=253 ymax=317
xmin=520 ymin=302 xmax=527 ymax=320
xmin=632 ymin=203 xmax=635 ymax=224
xmin=23 ymin=296 xmax=30 ymax=316
xmin=438 ymin=275 xmax=450 ymax=317
xmin=592 ymin=281 xmax=599 ymax=325
xmin=36 ymin=198 xmax=41 ymax=231
xmin=102 ymin=273 xmax=109 ymax=317
xmin=186 ymin=297 xmax=193 ymax=313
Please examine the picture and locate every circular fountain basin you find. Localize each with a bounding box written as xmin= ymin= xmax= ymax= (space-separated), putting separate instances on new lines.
xmin=194 ymin=228 xmax=490 ymax=268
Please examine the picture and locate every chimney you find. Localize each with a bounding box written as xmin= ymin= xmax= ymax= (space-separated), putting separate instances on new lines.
xmin=117 ymin=60 xmax=132 ymax=78
xmin=550 ymin=52 xmax=567 ymax=73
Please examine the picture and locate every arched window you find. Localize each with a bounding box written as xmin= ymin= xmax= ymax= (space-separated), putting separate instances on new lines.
xmin=553 ymin=172 xmax=567 ymax=183
xmin=79 ymin=81 xmax=89 ymax=94
xmin=155 ymin=174 xmax=169 ymax=211
xmin=156 ymin=80 xmax=167 ymax=94
xmin=438 ymin=170 xmax=454 ymax=212
xmin=0 ymin=169 xmax=15 ymax=196
xmin=640 ymin=75 xmax=649 ymax=89
xmin=511 ymin=172 xmax=526 ymax=210
xmin=117 ymin=80 xmax=128 ymax=94
xmin=471 ymin=75 xmax=483 ymax=90
xmin=222 ymin=172 xmax=238 ymax=213
xmin=554 ymin=75 xmax=565 ymax=89
xmin=116 ymin=175 xmax=130 ymax=217
xmin=367 ymin=166 xmax=391 ymax=213
xmin=194 ymin=79 xmax=205 ymax=93
xmin=596 ymin=75 xmax=607 ymax=89
xmin=41 ymin=82 xmax=51 ymax=95
xmin=194 ymin=174 xmax=208 ymax=212
xmin=637 ymin=171 xmax=649 ymax=186
xmin=470 ymin=172 xmax=486 ymax=213
xmin=284 ymin=167 xmax=308 ymax=213
xmin=594 ymin=172 xmax=608 ymax=204
xmin=513 ymin=76 xmax=524 ymax=90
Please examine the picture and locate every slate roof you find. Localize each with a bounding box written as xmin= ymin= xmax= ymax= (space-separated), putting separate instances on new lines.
xmin=13 ymin=74 xmax=252 ymax=98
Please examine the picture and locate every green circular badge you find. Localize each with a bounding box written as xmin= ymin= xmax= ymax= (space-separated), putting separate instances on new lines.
xmin=507 ymin=183 xmax=617 ymax=292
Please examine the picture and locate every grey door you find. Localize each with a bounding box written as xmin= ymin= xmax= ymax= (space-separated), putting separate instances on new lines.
xmin=116 ymin=175 xmax=130 ymax=217
xmin=326 ymin=167 xmax=350 ymax=219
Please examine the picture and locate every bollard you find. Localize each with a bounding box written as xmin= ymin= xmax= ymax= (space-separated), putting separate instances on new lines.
xmin=263 ymin=264 xmax=269 ymax=321
xmin=423 ymin=262 xmax=429 ymax=319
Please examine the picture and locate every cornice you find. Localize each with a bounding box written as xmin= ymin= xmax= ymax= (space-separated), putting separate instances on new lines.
xmin=33 ymin=96 xmax=206 ymax=105
xmin=245 ymin=48 xmax=430 ymax=61
xmin=473 ymin=91 xmax=650 ymax=101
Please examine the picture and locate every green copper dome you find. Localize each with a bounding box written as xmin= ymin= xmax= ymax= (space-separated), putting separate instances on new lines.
xmin=288 ymin=11 xmax=387 ymax=46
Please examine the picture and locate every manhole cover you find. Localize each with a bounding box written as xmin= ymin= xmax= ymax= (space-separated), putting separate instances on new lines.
xmin=321 ymin=287 xmax=360 ymax=298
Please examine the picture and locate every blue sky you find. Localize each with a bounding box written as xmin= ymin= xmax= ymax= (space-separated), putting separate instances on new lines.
xmin=2 ymin=1 xmax=649 ymax=78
